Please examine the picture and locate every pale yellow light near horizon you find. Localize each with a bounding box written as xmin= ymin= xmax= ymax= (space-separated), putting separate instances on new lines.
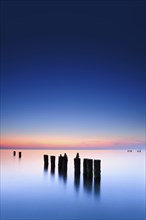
xmin=1 ymin=133 xmax=144 ymax=148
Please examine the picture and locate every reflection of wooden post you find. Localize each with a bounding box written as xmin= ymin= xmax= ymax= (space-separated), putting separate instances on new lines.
xmin=13 ymin=151 xmax=16 ymax=156
xmin=43 ymin=155 xmax=49 ymax=165
xmin=19 ymin=152 xmax=21 ymax=158
xmin=94 ymin=160 xmax=101 ymax=179
xmin=94 ymin=176 xmax=101 ymax=196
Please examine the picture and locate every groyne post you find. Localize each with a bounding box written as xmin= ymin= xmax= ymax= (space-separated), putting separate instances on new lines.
xmin=19 ymin=152 xmax=22 ymax=158
xmin=74 ymin=153 xmax=80 ymax=176
xmin=44 ymin=155 xmax=49 ymax=165
xmin=94 ymin=160 xmax=101 ymax=179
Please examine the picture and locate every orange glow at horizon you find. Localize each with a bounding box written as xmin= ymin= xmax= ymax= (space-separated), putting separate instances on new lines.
xmin=1 ymin=134 xmax=145 ymax=148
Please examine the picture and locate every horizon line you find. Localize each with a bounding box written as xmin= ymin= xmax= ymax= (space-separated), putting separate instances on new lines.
xmin=1 ymin=146 xmax=145 ymax=150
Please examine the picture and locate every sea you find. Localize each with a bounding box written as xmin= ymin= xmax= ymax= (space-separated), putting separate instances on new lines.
xmin=1 ymin=149 xmax=145 ymax=220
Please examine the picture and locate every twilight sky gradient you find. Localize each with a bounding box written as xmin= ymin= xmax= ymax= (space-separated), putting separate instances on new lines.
xmin=1 ymin=0 xmax=145 ymax=148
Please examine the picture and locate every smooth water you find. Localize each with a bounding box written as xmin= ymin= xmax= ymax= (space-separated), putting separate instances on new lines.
xmin=1 ymin=149 xmax=145 ymax=220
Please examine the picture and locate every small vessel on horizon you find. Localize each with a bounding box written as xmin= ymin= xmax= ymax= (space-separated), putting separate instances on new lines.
xmin=127 ymin=150 xmax=132 ymax=152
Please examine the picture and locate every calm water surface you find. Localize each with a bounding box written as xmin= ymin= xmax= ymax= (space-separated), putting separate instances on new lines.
xmin=1 ymin=149 xmax=145 ymax=220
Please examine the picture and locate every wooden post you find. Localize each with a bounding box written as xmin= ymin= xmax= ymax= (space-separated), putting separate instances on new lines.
xmin=74 ymin=153 xmax=80 ymax=176
xmin=83 ymin=159 xmax=93 ymax=178
xmin=58 ymin=154 xmax=68 ymax=182
xmin=13 ymin=151 xmax=16 ymax=156
xmin=43 ymin=155 xmax=49 ymax=165
xmin=51 ymin=156 xmax=55 ymax=174
xmin=94 ymin=160 xmax=101 ymax=179
xmin=87 ymin=159 xmax=93 ymax=178
xmin=83 ymin=159 xmax=88 ymax=177
xmin=50 ymin=156 xmax=55 ymax=167
xmin=58 ymin=154 xmax=63 ymax=173
xmin=76 ymin=153 xmax=79 ymax=158
xmin=19 ymin=152 xmax=21 ymax=158
xmin=62 ymin=153 xmax=68 ymax=172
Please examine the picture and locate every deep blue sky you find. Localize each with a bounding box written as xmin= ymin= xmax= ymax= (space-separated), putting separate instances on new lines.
xmin=1 ymin=0 xmax=145 ymax=148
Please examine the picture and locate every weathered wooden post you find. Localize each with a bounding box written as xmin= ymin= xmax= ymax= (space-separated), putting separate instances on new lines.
xmin=44 ymin=155 xmax=49 ymax=165
xmin=13 ymin=151 xmax=16 ymax=156
xmin=19 ymin=152 xmax=22 ymax=158
xmin=51 ymin=156 xmax=55 ymax=167
xmin=83 ymin=159 xmax=88 ymax=177
xmin=87 ymin=159 xmax=93 ymax=178
xmin=43 ymin=155 xmax=49 ymax=170
xmin=51 ymin=156 xmax=55 ymax=174
xmin=94 ymin=160 xmax=101 ymax=179
xmin=62 ymin=153 xmax=68 ymax=172
xmin=76 ymin=153 xmax=79 ymax=158
xmin=58 ymin=153 xmax=68 ymax=181
xmin=74 ymin=153 xmax=80 ymax=176
xmin=58 ymin=154 xmax=63 ymax=174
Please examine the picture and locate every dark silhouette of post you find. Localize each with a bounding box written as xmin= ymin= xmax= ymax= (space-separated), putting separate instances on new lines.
xmin=13 ymin=151 xmax=16 ymax=156
xmin=94 ymin=160 xmax=101 ymax=179
xmin=83 ymin=159 xmax=93 ymax=178
xmin=58 ymin=154 xmax=63 ymax=174
xmin=50 ymin=156 xmax=55 ymax=174
xmin=58 ymin=154 xmax=68 ymax=183
xmin=43 ymin=155 xmax=49 ymax=165
xmin=19 ymin=152 xmax=21 ymax=158
xmin=94 ymin=176 xmax=101 ymax=196
xmin=51 ymin=156 xmax=55 ymax=167
xmin=74 ymin=173 xmax=80 ymax=191
xmin=76 ymin=153 xmax=79 ymax=158
xmin=74 ymin=153 xmax=80 ymax=176
xmin=87 ymin=159 xmax=93 ymax=178
xmin=44 ymin=163 xmax=48 ymax=171
xmin=83 ymin=159 xmax=88 ymax=177
xmin=83 ymin=174 xmax=93 ymax=193
xmin=62 ymin=153 xmax=68 ymax=172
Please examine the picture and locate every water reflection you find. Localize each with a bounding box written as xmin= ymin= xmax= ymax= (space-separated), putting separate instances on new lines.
xmin=83 ymin=175 xmax=93 ymax=194
xmin=94 ymin=177 xmax=101 ymax=197
xmin=2 ymin=150 xmax=144 ymax=220
xmin=58 ymin=167 xmax=68 ymax=184
xmin=74 ymin=173 xmax=80 ymax=192
xmin=51 ymin=166 xmax=55 ymax=176
xmin=44 ymin=164 xmax=48 ymax=173
xmin=83 ymin=175 xmax=101 ymax=197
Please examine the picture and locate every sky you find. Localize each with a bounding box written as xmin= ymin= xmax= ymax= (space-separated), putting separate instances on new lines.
xmin=1 ymin=0 xmax=145 ymax=149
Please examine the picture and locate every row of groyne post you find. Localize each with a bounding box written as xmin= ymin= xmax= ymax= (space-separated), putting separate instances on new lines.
xmin=43 ymin=153 xmax=101 ymax=180
xmin=13 ymin=151 xmax=22 ymax=158
xmin=44 ymin=153 xmax=68 ymax=171
xmin=74 ymin=154 xmax=101 ymax=179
